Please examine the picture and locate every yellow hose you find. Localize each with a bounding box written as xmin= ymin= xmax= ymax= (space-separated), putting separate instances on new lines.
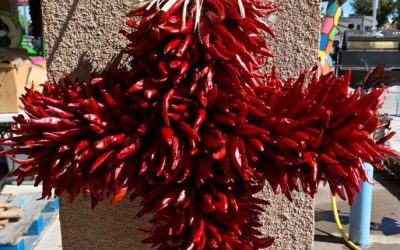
xmin=331 ymin=195 xmax=362 ymax=250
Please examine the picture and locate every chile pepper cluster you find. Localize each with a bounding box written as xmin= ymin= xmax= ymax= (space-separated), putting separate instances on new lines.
xmin=0 ymin=0 xmax=398 ymax=249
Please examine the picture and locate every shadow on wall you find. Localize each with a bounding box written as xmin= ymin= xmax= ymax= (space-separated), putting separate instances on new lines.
xmin=44 ymin=0 xmax=129 ymax=82
xmin=67 ymin=52 xmax=96 ymax=80
xmin=63 ymin=50 xmax=127 ymax=81
xmin=46 ymin=0 xmax=80 ymax=68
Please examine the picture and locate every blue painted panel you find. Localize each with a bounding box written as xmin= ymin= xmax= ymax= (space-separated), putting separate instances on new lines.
xmin=327 ymin=1 xmax=338 ymax=16
xmin=0 ymin=195 xmax=58 ymax=250
xmin=42 ymin=197 xmax=59 ymax=213
xmin=25 ymin=215 xmax=44 ymax=236
xmin=0 ymin=240 xmax=25 ymax=250
xmin=320 ymin=34 xmax=329 ymax=50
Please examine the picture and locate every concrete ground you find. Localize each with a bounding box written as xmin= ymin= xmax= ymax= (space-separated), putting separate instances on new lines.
xmin=314 ymin=172 xmax=400 ymax=249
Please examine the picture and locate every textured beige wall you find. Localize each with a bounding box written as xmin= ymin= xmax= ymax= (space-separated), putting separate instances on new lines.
xmin=268 ymin=0 xmax=321 ymax=78
xmin=42 ymin=0 xmax=320 ymax=249
xmin=42 ymin=0 xmax=131 ymax=80
xmin=262 ymin=1 xmax=320 ymax=249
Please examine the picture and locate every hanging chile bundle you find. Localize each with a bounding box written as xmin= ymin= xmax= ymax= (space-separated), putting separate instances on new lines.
xmin=0 ymin=0 xmax=398 ymax=249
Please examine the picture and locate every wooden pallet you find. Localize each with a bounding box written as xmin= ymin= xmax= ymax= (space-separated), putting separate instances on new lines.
xmin=0 ymin=193 xmax=59 ymax=250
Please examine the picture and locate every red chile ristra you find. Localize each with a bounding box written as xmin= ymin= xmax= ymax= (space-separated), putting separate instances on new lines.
xmin=0 ymin=0 xmax=397 ymax=249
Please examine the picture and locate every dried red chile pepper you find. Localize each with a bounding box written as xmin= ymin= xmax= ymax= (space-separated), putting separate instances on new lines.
xmin=0 ymin=0 xmax=397 ymax=249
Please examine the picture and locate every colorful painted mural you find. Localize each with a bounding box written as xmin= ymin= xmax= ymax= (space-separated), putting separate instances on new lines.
xmin=320 ymin=0 xmax=346 ymax=75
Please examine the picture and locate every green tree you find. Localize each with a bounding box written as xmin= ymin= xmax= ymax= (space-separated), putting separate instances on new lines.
xmin=351 ymin=0 xmax=396 ymax=28
xmin=395 ymin=0 xmax=400 ymax=29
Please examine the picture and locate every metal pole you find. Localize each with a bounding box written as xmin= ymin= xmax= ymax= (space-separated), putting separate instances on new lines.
xmin=372 ymin=0 xmax=378 ymax=31
xmin=349 ymin=163 xmax=374 ymax=247
xmin=22 ymin=5 xmax=30 ymax=36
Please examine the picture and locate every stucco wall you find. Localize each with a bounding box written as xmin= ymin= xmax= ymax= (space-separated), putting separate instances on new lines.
xmin=261 ymin=1 xmax=320 ymax=249
xmin=42 ymin=0 xmax=320 ymax=249
xmin=42 ymin=0 xmax=131 ymax=80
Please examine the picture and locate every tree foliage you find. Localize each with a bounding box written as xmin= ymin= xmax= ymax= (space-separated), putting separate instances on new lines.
xmin=396 ymin=0 xmax=400 ymax=29
xmin=351 ymin=0 xmax=396 ymax=28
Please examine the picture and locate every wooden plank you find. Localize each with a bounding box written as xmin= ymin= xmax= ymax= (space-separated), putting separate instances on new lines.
xmin=0 ymin=193 xmax=49 ymax=245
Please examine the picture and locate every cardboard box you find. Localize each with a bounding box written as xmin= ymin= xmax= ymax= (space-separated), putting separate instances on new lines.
xmin=0 ymin=63 xmax=30 ymax=113
xmin=0 ymin=63 xmax=46 ymax=113
xmin=0 ymin=48 xmax=46 ymax=114
xmin=27 ymin=64 xmax=46 ymax=92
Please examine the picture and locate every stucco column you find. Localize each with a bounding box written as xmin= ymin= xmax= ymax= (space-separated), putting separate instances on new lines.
xmin=42 ymin=0 xmax=320 ymax=249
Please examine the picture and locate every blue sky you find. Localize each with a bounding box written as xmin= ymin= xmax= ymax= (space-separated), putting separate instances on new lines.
xmin=322 ymin=0 xmax=354 ymax=17
xmin=342 ymin=1 xmax=353 ymax=16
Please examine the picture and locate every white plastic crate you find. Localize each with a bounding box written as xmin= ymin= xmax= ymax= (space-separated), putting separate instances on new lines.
xmin=380 ymin=87 xmax=400 ymax=116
